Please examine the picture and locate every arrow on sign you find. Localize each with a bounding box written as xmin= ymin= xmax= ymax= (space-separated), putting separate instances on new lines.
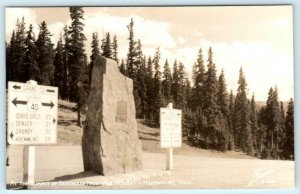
xmin=12 ymin=98 xmax=27 ymax=107
xmin=10 ymin=132 xmax=14 ymax=140
xmin=46 ymin=89 xmax=55 ymax=93
xmin=42 ymin=101 xmax=54 ymax=109
xmin=13 ymin=85 xmax=21 ymax=90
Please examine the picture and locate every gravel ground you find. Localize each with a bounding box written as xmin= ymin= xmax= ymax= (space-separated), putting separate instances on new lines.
xmin=6 ymin=145 xmax=294 ymax=190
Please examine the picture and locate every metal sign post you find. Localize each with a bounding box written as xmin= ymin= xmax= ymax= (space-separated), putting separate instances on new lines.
xmin=7 ymin=80 xmax=58 ymax=187
xmin=160 ymin=103 xmax=182 ymax=170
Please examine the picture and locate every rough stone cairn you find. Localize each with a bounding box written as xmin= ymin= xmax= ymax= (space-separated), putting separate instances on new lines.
xmin=82 ymin=56 xmax=143 ymax=176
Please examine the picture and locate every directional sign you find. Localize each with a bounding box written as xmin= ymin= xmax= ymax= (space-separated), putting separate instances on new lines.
xmin=160 ymin=108 xmax=182 ymax=148
xmin=7 ymin=81 xmax=58 ymax=145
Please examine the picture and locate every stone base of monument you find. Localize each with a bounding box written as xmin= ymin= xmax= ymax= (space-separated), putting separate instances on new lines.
xmin=82 ymin=56 xmax=143 ymax=176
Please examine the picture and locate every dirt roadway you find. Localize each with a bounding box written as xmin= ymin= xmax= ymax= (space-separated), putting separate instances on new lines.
xmin=6 ymin=145 xmax=294 ymax=189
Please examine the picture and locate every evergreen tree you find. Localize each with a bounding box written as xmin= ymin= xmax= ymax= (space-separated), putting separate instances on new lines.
xmin=233 ymin=67 xmax=253 ymax=154
xmin=202 ymin=47 xmax=225 ymax=150
xmin=189 ymin=49 xmax=207 ymax=147
xmin=217 ymin=69 xmax=233 ymax=150
xmin=171 ymin=60 xmax=179 ymax=105
xmin=112 ymin=35 xmax=119 ymax=64
xmin=162 ymin=59 xmax=172 ymax=105
xmin=228 ymin=90 xmax=234 ymax=134
xmin=228 ymin=90 xmax=235 ymax=150
xmin=62 ymin=25 xmax=70 ymax=100
xmin=250 ymin=93 xmax=258 ymax=154
xmin=126 ymin=18 xmax=137 ymax=78
xmin=102 ymin=32 xmax=112 ymax=59
xmin=145 ymin=57 xmax=154 ymax=121
xmin=177 ymin=62 xmax=186 ymax=110
xmin=6 ymin=31 xmax=18 ymax=83
xmin=89 ymin=32 xmax=100 ymax=88
xmin=217 ymin=69 xmax=228 ymax=116
xmin=53 ymin=35 xmax=65 ymax=98
xmin=257 ymin=106 xmax=268 ymax=158
xmin=14 ymin=17 xmax=27 ymax=82
xmin=152 ymin=48 xmax=162 ymax=124
xmin=68 ymin=7 xmax=88 ymax=127
xmin=6 ymin=41 xmax=10 ymax=86
xmin=135 ymin=41 xmax=147 ymax=118
xmin=265 ymin=86 xmax=282 ymax=158
xmin=119 ymin=59 xmax=127 ymax=76
xmin=191 ymin=48 xmax=205 ymax=110
xmin=24 ymin=24 xmax=39 ymax=82
xmin=35 ymin=21 xmax=55 ymax=85
xmin=283 ymin=98 xmax=294 ymax=160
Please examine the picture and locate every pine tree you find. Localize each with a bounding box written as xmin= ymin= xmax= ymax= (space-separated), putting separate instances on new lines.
xmin=102 ymin=32 xmax=112 ymax=59
xmin=250 ymin=93 xmax=258 ymax=154
xmin=112 ymin=35 xmax=119 ymax=64
xmin=126 ymin=18 xmax=137 ymax=78
xmin=265 ymin=86 xmax=282 ymax=158
xmin=184 ymin=78 xmax=192 ymax=107
xmin=145 ymin=57 xmax=154 ymax=121
xmin=217 ymin=69 xmax=232 ymax=151
xmin=89 ymin=32 xmax=100 ymax=88
xmin=6 ymin=41 xmax=10 ymax=86
xmin=177 ymin=62 xmax=186 ymax=110
xmin=152 ymin=48 xmax=162 ymax=124
xmin=135 ymin=40 xmax=147 ymax=118
xmin=228 ymin=90 xmax=234 ymax=133
xmin=257 ymin=106 xmax=268 ymax=158
xmin=162 ymin=59 xmax=172 ymax=105
xmin=53 ymin=34 xmax=65 ymax=98
xmin=171 ymin=60 xmax=179 ymax=105
xmin=189 ymin=49 xmax=207 ymax=147
xmin=6 ymin=31 xmax=18 ymax=83
xmin=35 ymin=21 xmax=55 ymax=85
xmin=68 ymin=7 xmax=88 ymax=127
xmin=119 ymin=59 xmax=127 ymax=76
xmin=14 ymin=17 xmax=27 ymax=82
xmin=62 ymin=25 xmax=70 ymax=100
xmin=228 ymin=90 xmax=235 ymax=150
xmin=23 ymin=24 xmax=39 ymax=82
xmin=233 ymin=67 xmax=253 ymax=154
xmin=202 ymin=47 xmax=224 ymax=150
xmin=283 ymin=98 xmax=294 ymax=160
xmin=217 ymin=69 xmax=228 ymax=116
xmin=191 ymin=48 xmax=205 ymax=110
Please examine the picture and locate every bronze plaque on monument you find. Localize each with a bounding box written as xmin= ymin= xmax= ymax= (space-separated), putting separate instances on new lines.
xmin=116 ymin=101 xmax=127 ymax=123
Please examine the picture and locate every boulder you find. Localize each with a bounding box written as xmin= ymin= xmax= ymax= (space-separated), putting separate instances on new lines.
xmin=82 ymin=56 xmax=143 ymax=176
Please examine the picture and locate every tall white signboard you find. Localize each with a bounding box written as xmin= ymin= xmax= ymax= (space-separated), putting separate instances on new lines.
xmin=160 ymin=107 xmax=182 ymax=148
xmin=7 ymin=81 xmax=58 ymax=145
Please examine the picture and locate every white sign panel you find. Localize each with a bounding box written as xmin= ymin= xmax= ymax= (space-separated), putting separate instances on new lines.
xmin=7 ymin=81 xmax=58 ymax=145
xmin=160 ymin=108 xmax=182 ymax=148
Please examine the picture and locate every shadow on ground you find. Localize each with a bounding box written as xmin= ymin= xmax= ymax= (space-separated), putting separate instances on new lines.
xmin=50 ymin=171 xmax=99 ymax=182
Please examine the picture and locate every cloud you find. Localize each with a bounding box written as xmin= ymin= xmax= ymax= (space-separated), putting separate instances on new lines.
xmin=198 ymin=39 xmax=293 ymax=101
xmin=5 ymin=8 xmax=37 ymax=39
xmin=48 ymin=22 xmax=65 ymax=45
xmin=177 ymin=36 xmax=186 ymax=45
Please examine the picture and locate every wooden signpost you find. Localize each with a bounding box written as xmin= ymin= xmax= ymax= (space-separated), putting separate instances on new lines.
xmin=7 ymin=80 xmax=58 ymax=186
xmin=160 ymin=103 xmax=182 ymax=170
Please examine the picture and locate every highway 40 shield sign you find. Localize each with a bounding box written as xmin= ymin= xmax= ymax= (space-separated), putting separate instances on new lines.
xmin=7 ymin=81 xmax=58 ymax=145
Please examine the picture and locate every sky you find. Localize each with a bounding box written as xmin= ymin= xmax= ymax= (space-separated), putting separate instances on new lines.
xmin=5 ymin=6 xmax=293 ymax=101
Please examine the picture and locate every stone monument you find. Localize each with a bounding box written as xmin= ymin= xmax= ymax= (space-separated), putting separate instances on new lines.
xmin=82 ymin=56 xmax=143 ymax=176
